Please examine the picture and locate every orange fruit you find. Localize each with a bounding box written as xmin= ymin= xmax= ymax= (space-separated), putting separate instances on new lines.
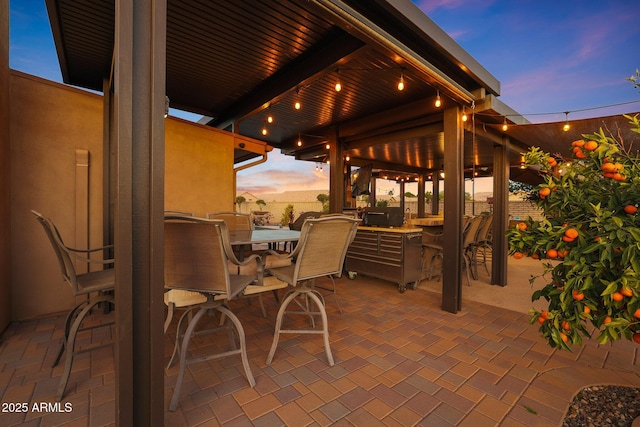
xmin=583 ymin=306 xmax=591 ymax=315
xmin=571 ymin=140 xmax=585 ymax=147
xmin=562 ymin=235 xmax=575 ymax=243
xmin=559 ymin=332 xmax=569 ymax=343
xmin=633 ymin=308 xmax=640 ymax=319
xmin=602 ymin=162 xmax=616 ymax=173
xmin=612 ymin=292 xmax=624 ymax=302
xmin=547 ymin=249 xmax=558 ymax=259
xmin=547 ymin=157 xmax=557 ymax=164
xmin=633 ymin=333 xmax=640 ymax=344
xmin=583 ymin=140 xmax=598 ymax=151
xmin=621 ymin=287 xmax=634 ymax=298
xmin=531 ymin=253 xmax=540 ymax=260
xmin=539 ymin=188 xmax=551 ymax=198
xmin=604 ymin=172 xmax=616 ymax=179
xmin=624 ymin=205 xmax=638 ymax=215
xmin=517 ymin=222 xmax=527 ymax=231
xmin=572 ymin=289 xmax=585 ymax=301
xmin=614 ymin=163 xmax=624 ymax=172
xmin=574 ymin=149 xmax=586 ymax=159
xmin=613 ymin=173 xmax=627 ymax=181
xmin=537 ymin=316 xmax=546 ymax=325
xmin=513 ymin=252 xmax=523 ymax=259
xmin=541 ymin=310 xmax=550 ymax=320
xmin=604 ymin=316 xmax=612 ymax=324
xmin=564 ymin=228 xmax=579 ymax=239
xmin=561 ymin=320 xmax=571 ymax=331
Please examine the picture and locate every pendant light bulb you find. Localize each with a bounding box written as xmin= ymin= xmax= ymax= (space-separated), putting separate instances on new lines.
xmin=462 ymin=108 xmax=468 ymax=122
xmin=261 ymin=127 xmax=268 ymax=136
xmin=297 ymin=134 xmax=302 ymax=147
xmin=397 ymin=72 xmax=405 ymax=91
xmin=563 ymin=112 xmax=570 ymax=132
xmin=267 ymin=114 xmax=273 ymax=124
xmin=502 ymin=117 xmax=508 ymax=132
xmin=294 ymin=87 xmax=301 ymax=110
xmin=334 ymin=69 xmax=341 ymax=92
xmin=435 ymin=90 xmax=441 ymax=108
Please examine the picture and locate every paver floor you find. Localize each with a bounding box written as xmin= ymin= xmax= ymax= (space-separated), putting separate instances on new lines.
xmin=2 ymin=257 xmax=639 ymax=426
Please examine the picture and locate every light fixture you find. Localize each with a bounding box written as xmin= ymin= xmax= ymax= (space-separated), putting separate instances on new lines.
xmin=462 ymin=108 xmax=468 ymax=122
xmin=297 ymin=134 xmax=302 ymax=147
xmin=261 ymin=126 xmax=268 ymax=136
xmin=519 ymin=155 xmax=526 ymax=169
xmin=439 ymin=171 xmax=445 ymax=179
xmin=325 ymin=143 xmax=330 ymax=150
xmin=334 ymin=69 xmax=342 ymax=92
xmin=267 ymin=114 xmax=274 ymax=124
xmin=563 ymin=111 xmax=570 ymax=131
xmin=294 ymin=87 xmax=301 ymax=110
xmin=164 ymin=96 xmax=170 ymax=118
xmin=345 ymin=155 xmax=350 ymax=162
xmin=397 ymin=70 xmax=405 ymax=91
xmin=434 ymin=90 xmax=441 ymax=108
xmin=502 ymin=117 xmax=508 ymax=132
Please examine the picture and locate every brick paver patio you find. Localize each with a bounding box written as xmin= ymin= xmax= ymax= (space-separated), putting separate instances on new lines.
xmin=2 ymin=269 xmax=640 ymax=426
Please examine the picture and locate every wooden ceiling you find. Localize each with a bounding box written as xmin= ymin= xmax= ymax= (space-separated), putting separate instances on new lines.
xmin=46 ymin=0 xmax=539 ymax=179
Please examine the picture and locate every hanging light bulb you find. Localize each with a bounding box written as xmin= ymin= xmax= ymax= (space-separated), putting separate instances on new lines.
xmin=325 ymin=143 xmax=330 ymax=150
xmin=563 ymin=111 xmax=570 ymax=131
xmin=261 ymin=126 xmax=268 ymax=136
xmin=297 ymin=134 xmax=302 ymax=147
xmin=294 ymin=87 xmax=301 ymax=110
xmin=502 ymin=117 xmax=508 ymax=132
xmin=345 ymin=155 xmax=350 ymax=162
xmin=434 ymin=90 xmax=441 ymax=108
xmin=267 ymin=114 xmax=274 ymax=124
xmin=397 ymin=70 xmax=405 ymax=91
xmin=334 ymin=69 xmax=342 ymax=92
xmin=462 ymin=107 xmax=468 ymax=122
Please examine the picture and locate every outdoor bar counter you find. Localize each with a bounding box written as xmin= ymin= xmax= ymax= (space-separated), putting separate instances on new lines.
xmin=345 ymin=224 xmax=423 ymax=293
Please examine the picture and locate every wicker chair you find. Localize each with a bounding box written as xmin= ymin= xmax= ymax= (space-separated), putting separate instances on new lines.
xmin=262 ymin=216 xmax=359 ymax=366
xmin=31 ymin=210 xmax=115 ymax=402
xmin=164 ymin=217 xmax=262 ymax=411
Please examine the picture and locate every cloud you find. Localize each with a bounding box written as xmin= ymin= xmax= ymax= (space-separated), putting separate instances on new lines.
xmin=237 ymin=166 xmax=329 ymax=194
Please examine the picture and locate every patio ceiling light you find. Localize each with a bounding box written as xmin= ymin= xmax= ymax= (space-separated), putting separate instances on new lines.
xmin=435 ymin=90 xmax=441 ymax=108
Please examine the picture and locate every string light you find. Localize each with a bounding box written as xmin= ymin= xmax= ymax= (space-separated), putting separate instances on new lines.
xmin=261 ymin=126 xmax=268 ymax=136
xmin=502 ymin=117 xmax=508 ymax=132
xmin=325 ymin=143 xmax=330 ymax=149
xmin=294 ymin=87 xmax=301 ymax=110
xmin=267 ymin=114 xmax=274 ymax=124
xmin=297 ymin=134 xmax=302 ymax=147
xmin=434 ymin=90 xmax=441 ymax=108
xmin=563 ymin=111 xmax=570 ymax=132
xmin=462 ymin=107 xmax=468 ymax=122
xmin=334 ymin=69 xmax=342 ymax=92
xmin=397 ymin=70 xmax=405 ymax=91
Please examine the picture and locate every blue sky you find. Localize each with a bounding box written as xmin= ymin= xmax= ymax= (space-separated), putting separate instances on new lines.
xmin=9 ymin=0 xmax=640 ymax=195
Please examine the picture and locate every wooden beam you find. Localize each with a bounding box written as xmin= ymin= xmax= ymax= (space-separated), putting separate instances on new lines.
xmin=441 ymin=105 xmax=464 ymax=313
xmin=492 ymin=136 xmax=509 ymax=286
xmin=114 ymin=0 xmax=166 ymax=424
xmin=208 ymin=28 xmax=364 ymax=129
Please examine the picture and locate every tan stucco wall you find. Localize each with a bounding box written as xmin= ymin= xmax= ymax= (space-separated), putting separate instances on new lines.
xmin=10 ymin=73 xmax=237 ymax=320
xmin=165 ymin=119 xmax=234 ymax=216
xmin=1 ymin=0 xmax=11 ymax=331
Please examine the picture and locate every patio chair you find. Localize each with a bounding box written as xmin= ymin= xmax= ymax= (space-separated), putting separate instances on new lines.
xmin=262 ymin=216 xmax=359 ymax=366
xmin=421 ymin=216 xmax=470 ymax=282
xmin=207 ymin=211 xmax=253 ymax=258
xmin=472 ymin=214 xmax=493 ymax=276
xmin=462 ymin=215 xmax=485 ymax=284
xmin=31 ymin=210 xmax=115 ymax=402
xmin=164 ymin=216 xmax=262 ymax=411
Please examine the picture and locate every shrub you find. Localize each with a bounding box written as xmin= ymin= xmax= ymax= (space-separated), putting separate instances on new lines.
xmin=508 ymin=113 xmax=640 ymax=349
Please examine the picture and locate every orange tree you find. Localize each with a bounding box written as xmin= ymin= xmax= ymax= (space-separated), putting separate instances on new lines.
xmin=508 ymin=113 xmax=640 ymax=349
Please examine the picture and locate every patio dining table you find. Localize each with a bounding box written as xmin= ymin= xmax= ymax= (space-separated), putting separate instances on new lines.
xmin=228 ymin=228 xmax=301 ymax=259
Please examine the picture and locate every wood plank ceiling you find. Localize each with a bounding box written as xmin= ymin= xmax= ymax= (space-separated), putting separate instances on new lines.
xmin=45 ymin=0 xmax=536 ymax=181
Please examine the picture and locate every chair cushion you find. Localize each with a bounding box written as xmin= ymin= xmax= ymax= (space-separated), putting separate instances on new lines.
xmin=243 ymin=276 xmax=289 ymax=295
xmin=164 ymin=289 xmax=207 ymax=307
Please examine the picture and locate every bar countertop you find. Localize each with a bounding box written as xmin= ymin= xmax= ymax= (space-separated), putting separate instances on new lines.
xmin=356 ymin=224 xmax=423 ymax=233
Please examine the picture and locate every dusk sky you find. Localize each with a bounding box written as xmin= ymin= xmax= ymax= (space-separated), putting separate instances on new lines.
xmin=9 ymin=0 xmax=640 ymax=196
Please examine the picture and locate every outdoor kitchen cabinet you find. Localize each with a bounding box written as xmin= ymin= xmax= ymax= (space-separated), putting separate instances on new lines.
xmin=345 ymin=226 xmax=423 ymax=292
